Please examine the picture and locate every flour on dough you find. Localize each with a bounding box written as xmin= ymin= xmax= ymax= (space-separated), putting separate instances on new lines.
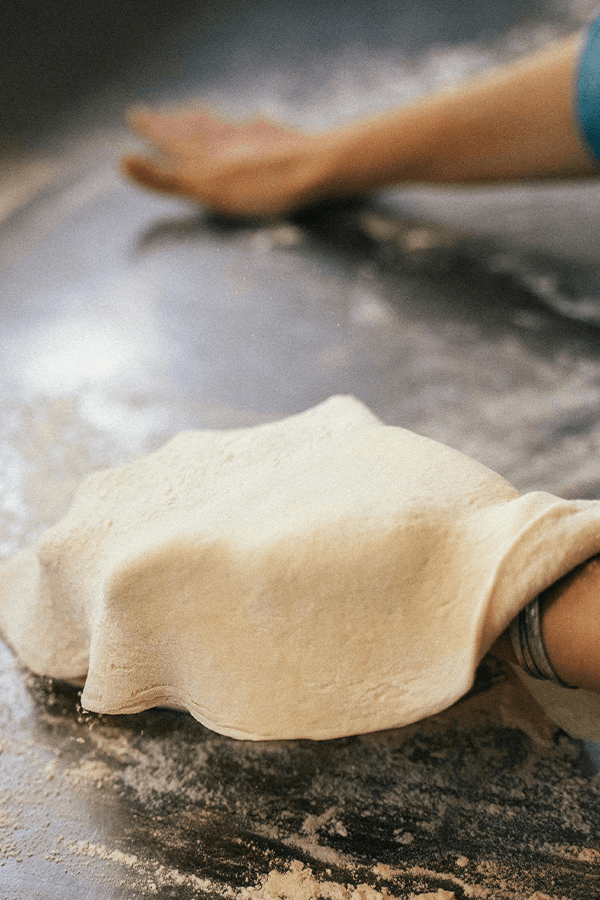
xmin=2 ymin=395 xmax=600 ymax=741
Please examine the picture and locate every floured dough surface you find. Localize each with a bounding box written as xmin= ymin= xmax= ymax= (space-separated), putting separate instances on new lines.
xmin=2 ymin=395 xmax=600 ymax=740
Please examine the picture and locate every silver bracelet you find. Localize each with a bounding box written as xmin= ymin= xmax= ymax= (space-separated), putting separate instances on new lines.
xmin=509 ymin=595 xmax=577 ymax=689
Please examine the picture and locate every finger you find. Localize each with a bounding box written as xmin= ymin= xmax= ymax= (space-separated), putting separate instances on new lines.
xmin=245 ymin=116 xmax=288 ymax=138
xmin=126 ymin=105 xmax=234 ymax=147
xmin=126 ymin=108 xmax=185 ymax=151
xmin=121 ymin=154 xmax=185 ymax=197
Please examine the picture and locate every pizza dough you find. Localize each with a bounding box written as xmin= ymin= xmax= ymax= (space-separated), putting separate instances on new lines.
xmin=2 ymin=395 xmax=600 ymax=741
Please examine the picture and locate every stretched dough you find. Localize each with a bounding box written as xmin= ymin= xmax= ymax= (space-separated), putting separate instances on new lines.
xmin=2 ymin=396 xmax=600 ymax=741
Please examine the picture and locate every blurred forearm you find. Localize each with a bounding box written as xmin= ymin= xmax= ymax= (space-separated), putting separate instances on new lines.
xmin=318 ymin=36 xmax=596 ymax=199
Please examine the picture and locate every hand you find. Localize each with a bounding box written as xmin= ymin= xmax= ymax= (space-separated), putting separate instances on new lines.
xmin=122 ymin=106 xmax=326 ymax=218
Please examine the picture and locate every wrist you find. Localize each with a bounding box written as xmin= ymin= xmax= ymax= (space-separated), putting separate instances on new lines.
xmin=540 ymin=555 xmax=600 ymax=691
xmin=494 ymin=555 xmax=600 ymax=692
xmin=317 ymin=115 xmax=423 ymax=199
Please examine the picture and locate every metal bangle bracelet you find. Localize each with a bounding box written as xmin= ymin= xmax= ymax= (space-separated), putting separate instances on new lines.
xmin=508 ymin=595 xmax=578 ymax=689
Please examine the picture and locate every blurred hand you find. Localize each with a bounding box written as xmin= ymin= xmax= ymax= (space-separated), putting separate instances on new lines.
xmin=122 ymin=106 xmax=324 ymax=217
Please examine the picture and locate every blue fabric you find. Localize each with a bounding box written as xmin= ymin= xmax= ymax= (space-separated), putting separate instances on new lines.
xmin=579 ymin=12 xmax=600 ymax=164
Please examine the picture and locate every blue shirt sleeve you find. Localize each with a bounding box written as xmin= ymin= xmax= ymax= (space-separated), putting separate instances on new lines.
xmin=578 ymin=11 xmax=600 ymax=165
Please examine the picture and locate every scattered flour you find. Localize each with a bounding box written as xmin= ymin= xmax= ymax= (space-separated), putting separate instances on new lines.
xmin=64 ymin=836 xmax=233 ymax=896
xmin=240 ymin=861 xmax=456 ymax=900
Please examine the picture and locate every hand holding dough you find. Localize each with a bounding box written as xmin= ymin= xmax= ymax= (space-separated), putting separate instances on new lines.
xmin=2 ymin=396 xmax=600 ymax=740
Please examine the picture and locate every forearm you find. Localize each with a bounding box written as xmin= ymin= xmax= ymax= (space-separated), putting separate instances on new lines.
xmin=316 ymin=35 xmax=596 ymax=198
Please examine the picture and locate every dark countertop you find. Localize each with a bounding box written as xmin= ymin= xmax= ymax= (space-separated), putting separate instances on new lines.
xmin=2 ymin=1 xmax=600 ymax=897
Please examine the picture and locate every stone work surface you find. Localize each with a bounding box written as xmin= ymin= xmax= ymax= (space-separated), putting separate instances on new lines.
xmin=2 ymin=0 xmax=600 ymax=895
xmin=1 ymin=652 xmax=600 ymax=899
